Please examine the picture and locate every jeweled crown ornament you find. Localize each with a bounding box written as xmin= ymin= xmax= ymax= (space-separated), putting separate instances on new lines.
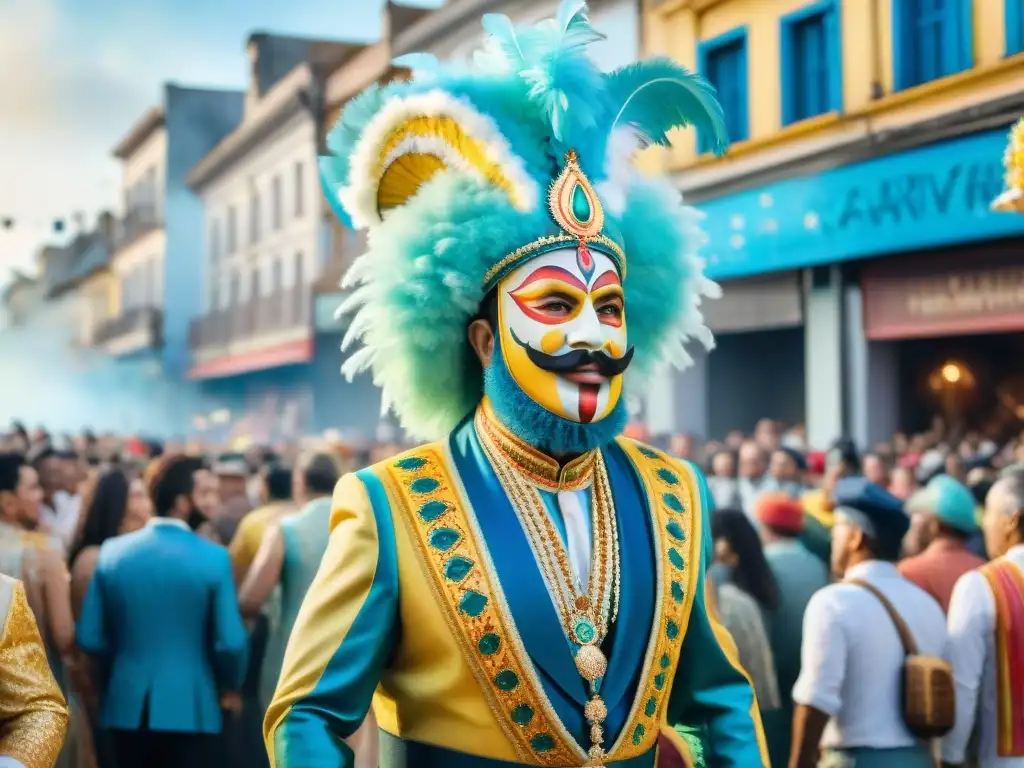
xmin=992 ymin=117 xmax=1024 ymax=214
xmin=482 ymin=150 xmax=625 ymax=291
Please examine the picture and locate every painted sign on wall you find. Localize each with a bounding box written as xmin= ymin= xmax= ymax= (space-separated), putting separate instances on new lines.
xmin=699 ymin=128 xmax=1024 ymax=280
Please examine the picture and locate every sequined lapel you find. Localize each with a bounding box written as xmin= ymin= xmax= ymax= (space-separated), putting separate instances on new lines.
xmin=379 ymin=434 xmax=589 ymax=765
xmin=605 ymin=440 xmax=702 ymax=761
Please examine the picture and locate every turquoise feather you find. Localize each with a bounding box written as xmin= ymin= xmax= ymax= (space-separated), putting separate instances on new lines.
xmin=606 ymin=58 xmax=729 ymax=154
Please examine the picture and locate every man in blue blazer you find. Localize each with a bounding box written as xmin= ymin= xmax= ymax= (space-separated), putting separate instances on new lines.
xmin=78 ymin=454 xmax=248 ymax=767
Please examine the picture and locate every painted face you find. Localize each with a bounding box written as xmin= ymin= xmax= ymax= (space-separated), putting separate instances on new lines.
xmin=498 ymin=248 xmax=630 ymax=423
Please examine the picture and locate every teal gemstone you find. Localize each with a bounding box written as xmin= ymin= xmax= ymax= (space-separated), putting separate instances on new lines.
xmin=654 ymin=672 xmax=666 ymax=690
xmin=662 ymin=493 xmax=684 ymax=513
xmin=656 ymin=468 xmax=679 ymax=486
xmin=632 ymin=723 xmax=646 ymax=746
xmin=666 ymin=520 xmax=686 ymax=542
xmin=478 ymin=632 xmax=501 ymax=655
xmin=429 ymin=527 xmax=460 ymax=551
xmin=570 ymin=183 xmax=591 ymax=222
xmin=395 ymin=456 xmax=427 ymax=470
xmin=410 ymin=477 xmax=440 ymax=494
xmin=444 ymin=555 xmax=474 ymax=582
xmin=668 ymin=548 xmax=685 ymax=569
xmin=637 ymin=446 xmax=661 ymax=459
xmin=459 ymin=590 xmax=488 ymax=617
xmin=666 ymin=619 xmax=680 ymax=640
xmin=418 ymin=500 xmax=448 ymax=522
xmin=671 ymin=581 xmax=684 ymax=604
xmin=530 ymin=733 xmax=555 ymax=753
xmin=495 ymin=669 xmax=520 ymax=692
xmin=573 ymin=617 xmax=597 ymax=645
xmin=511 ymin=703 xmax=534 ymax=726
xmin=644 ymin=697 xmax=657 ymax=717
xmin=660 ymin=653 xmax=670 ymax=669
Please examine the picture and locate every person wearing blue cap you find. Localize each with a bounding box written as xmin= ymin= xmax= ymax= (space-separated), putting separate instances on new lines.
xmin=899 ymin=475 xmax=986 ymax=613
xmin=789 ymin=478 xmax=948 ymax=768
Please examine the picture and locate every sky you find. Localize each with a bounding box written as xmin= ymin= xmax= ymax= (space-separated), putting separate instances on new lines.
xmin=0 ymin=0 xmax=438 ymax=275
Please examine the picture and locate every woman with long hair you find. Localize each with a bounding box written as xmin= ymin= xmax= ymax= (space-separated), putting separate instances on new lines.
xmin=69 ymin=469 xmax=152 ymax=611
xmin=67 ymin=468 xmax=152 ymax=768
xmin=709 ymin=509 xmax=784 ymax=766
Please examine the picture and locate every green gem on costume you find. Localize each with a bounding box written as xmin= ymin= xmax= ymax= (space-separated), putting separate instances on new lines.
xmin=396 ymin=457 xmax=428 ymax=470
xmin=663 ymin=493 xmax=684 ymax=512
xmin=418 ymin=500 xmax=449 ymax=522
xmin=429 ymin=528 xmax=461 ymax=551
xmin=511 ymin=703 xmax=534 ymax=726
xmin=494 ymin=669 xmax=520 ymax=691
xmin=530 ymin=734 xmax=555 ymax=752
xmin=444 ymin=555 xmax=474 ymax=582
xmin=570 ymin=183 xmax=592 ymax=222
xmin=573 ymin=616 xmax=597 ymax=644
xmin=410 ymin=477 xmax=440 ymax=494
xmin=478 ymin=633 xmax=501 ymax=655
xmin=459 ymin=590 xmax=488 ymax=617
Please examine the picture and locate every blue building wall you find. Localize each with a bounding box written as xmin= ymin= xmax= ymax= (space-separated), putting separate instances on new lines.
xmin=698 ymin=128 xmax=1024 ymax=280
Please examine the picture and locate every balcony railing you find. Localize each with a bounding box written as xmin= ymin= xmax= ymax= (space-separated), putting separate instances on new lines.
xmin=188 ymin=284 xmax=311 ymax=353
xmin=113 ymin=208 xmax=162 ymax=253
xmin=93 ymin=306 xmax=162 ymax=353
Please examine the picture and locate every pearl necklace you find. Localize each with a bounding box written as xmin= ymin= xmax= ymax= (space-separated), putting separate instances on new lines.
xmin=476 ymin=409 xmax=621 ymax=765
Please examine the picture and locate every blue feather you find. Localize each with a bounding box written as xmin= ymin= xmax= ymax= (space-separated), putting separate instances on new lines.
xmin=479 ymin=13 xmax=528 ymax=69
xmin=605 ymin=58 xmax=729 ymax=154
xmin=392 ymin=53 xmax=442 ymax=75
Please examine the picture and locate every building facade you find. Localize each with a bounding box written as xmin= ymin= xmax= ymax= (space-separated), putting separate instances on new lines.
xmin=77 ymin=84 xmax=247 ymax=437
xmin=186 ymin=34 xmax=388 ymax=444
xmin=643 ymin=0 xmax=1024 ymax=448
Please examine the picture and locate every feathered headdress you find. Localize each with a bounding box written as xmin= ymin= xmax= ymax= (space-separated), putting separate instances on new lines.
xmin=321 ymin=0 xmax=728 ymax=439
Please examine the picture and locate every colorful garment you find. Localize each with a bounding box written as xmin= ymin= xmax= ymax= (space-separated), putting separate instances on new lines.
xmin=0 ymin=574 xmax=69 ymax=767
xmin=980 ymin=559 xmax=1024 ymax=757
xmin=265 ymin=2 xmax=767 ymax=766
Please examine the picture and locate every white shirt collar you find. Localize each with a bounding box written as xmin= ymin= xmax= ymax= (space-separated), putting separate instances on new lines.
xmin=146 ymin=517 xmax=192 ymax=532
xmin=1006 ymin=543 xmax=1024 ymax=560
xmin=844 ymin=559 xmax=901 ymax=581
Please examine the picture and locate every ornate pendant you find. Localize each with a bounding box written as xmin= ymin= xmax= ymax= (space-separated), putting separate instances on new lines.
xmin=574 ymin=643 xmax=608 ymax=683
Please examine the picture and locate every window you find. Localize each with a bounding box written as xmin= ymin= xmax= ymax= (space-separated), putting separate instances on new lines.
xmin=143 ymin=259 xmax=155 ymax=307
xmin=226 ymin=206 xmax=237 ymax=254
xmin=272 ymin=174 xmax=283 ymax=231
xmin=893 ymin=0 xmax=972 ymax=91
xmin=294 ymin=251 xmax=304 ymax=286
xmin=697 ymin=27 xmax=749 ymax=152
xmin=209 ymin=219 xmax=221 ymax=264
xmin=229 ymin=271 xmax=240 ymax=306
xmin=294 ymin=162 xmax=304 ymax=217
xmin=209 ymin=282 xmax=220 ymax=313
xmin=1008 ymin=0 xmax=1024 ymax=55
xmin=271 ymin=257 xmax=283 ymax=292
xmin=781 ymin=2 xmax=842 ymax=125
xmin=249 ymin=189 xmax=261 ymax=244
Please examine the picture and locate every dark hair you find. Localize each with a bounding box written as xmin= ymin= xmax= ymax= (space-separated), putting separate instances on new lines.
xmin=0 ymin=453 xmax=26 ymax=493
xmin=301 ymin=452 xmax=341 ymax=496
xmin=476 ymin=289 xmax=499 ymax=330
xmin=150 ymin=454 xmax=203 ymax=517
xmin=29 ymin=446 xmax=57 ymax=471
xmin=711 ymin=508 xmax=780 ymax=611
xmin=69 ymin=469 xmax=130 ymax=568
xmin=264 ymin=466 xmax=292 ymax=501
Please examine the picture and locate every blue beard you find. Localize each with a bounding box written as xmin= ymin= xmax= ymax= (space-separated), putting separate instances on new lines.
xmin=483 ymin=335 xmax=628 ymax=455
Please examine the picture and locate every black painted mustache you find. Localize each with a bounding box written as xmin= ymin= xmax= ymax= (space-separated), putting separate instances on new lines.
xmin=510 ymin=329 xmax=635 ymax=376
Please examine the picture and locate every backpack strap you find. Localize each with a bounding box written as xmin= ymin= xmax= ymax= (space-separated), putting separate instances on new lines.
xmin=846 ymin=578 xmax=920 ymax=656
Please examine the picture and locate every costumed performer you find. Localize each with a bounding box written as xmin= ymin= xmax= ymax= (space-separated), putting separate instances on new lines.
xmin=264 ymin=2 xmax=768 ymax=766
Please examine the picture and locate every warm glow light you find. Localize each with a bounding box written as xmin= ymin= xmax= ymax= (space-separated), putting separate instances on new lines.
xmin=941 ymin=363 xmax=962 ymax=384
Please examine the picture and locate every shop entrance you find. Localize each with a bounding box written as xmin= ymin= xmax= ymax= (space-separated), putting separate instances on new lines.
xmin=896 ymin=332 xmax=1024 ymax=439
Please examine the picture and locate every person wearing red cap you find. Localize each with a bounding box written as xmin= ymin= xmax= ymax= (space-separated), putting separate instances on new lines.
xmin=756 ymin=493 xmax=829 ymax=768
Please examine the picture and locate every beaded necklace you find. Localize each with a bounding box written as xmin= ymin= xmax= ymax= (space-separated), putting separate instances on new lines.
xmin=476 ymin=406 xmax=621 ymax=766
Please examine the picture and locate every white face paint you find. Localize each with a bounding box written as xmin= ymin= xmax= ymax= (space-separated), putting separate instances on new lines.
xmin=497 ymin=248 xmax=628 ymax=423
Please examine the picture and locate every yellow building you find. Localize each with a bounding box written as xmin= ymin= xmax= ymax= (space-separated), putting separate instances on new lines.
xmin=641 ymin=0 xmax=1024 ymax=450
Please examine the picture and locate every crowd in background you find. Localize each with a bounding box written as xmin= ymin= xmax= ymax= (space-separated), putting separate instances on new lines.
xmin=1 ymin=414 xmax=1023 ymax=767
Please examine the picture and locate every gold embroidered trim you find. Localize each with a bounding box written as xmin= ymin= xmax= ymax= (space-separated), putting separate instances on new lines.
xmin=478 ymin=398 xmax=597 ymax=492
xmin=483 ymin=233 xmax=626 ymax=288
xmin=607 ymin=440 xmax=701 ymax=759
xmin=381 ymin=445 xmax=579 ymax=765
